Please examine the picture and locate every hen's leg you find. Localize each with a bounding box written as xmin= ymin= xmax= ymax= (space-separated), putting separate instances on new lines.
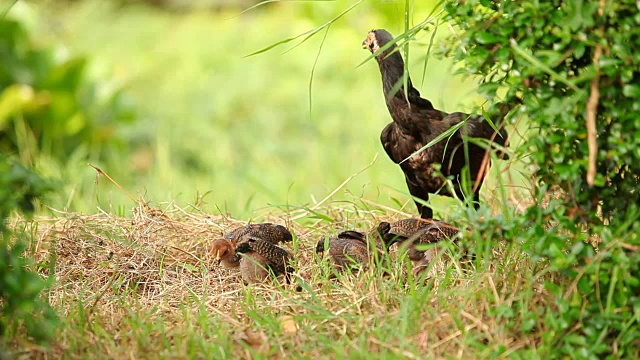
xmin=405 ymin=177 xmax=432 ymax=219
xmin=419 ymin=203 xmax=433 ymax=219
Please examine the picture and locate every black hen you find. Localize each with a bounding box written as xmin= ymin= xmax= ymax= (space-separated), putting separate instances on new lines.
xmin=362 ymin=29 xmax=511 ymax=219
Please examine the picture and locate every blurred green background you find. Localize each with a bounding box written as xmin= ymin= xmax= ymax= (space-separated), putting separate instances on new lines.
xmin=1 ymin=0 xmax=518 ymax=219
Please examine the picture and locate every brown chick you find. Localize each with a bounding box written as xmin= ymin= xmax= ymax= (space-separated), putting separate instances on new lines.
xmin=211 ymin=223 xmax=293 ymax=269
xmin=224 ymin=223 xmax=293 ymax=244
xmin=316 ymin=231 xmax=370 ymax=273
xmin=235 ymin=238 xmax=293 ymax=284
xmin=211 ymin=238 xmax=239 ymax=268
xmin=376 ymin=218 xmax=461 ymax=275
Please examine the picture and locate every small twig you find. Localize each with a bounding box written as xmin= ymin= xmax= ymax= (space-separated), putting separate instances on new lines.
xmin=170 ymin=245 xmax=202 ymax=262
xmin=429 ymin=323 xmax=478 ymax=349
xmin=473 ymin=122 xmax=508 ymax=193
xmin=88 ymin=163 xmax=139 ymax=204
xmin=357 ymin=197 xmax=413 ymax=217
xmin=88 ymin=266 xmax=121 ymax=317
xmin=460 ymin=310 xmax=494 ymax=342
xmin=586 ymin=52 xmax=602 ymax=186
xmin=620 ymin=243 xmax=640 ymax=252
xmin=474 ymin=146 xmax=491 ymax=193
xmin=586 ymin=0 xmax=605 ymax=186
xmin=487 ymin=274 xmax=501 ymax=305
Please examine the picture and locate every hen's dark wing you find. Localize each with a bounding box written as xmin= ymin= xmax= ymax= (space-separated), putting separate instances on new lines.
xmin=380 ymin=122 xmax=403 ymax=164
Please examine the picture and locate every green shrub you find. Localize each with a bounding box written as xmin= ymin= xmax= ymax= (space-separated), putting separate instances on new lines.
xmin=0 ymin=155 xmax=58 ymax=344
xmin=442 ymin=0 xmax=640 ymax=356
xmin=0 ymin=17 xmax=135 ymax=164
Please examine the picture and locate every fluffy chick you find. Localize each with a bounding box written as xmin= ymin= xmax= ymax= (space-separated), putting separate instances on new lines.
xmin=236 ymin=238 xmax=293 ymax=284
xmin=211 ymin=223 xmax=292 ymax=269
xmin=211 ymin=238 xmax=239 ymax=268
xmin=316 ymin=230 xmax=389 ymax=274
xmin=224 ymin=223 xmax=293 ymax=244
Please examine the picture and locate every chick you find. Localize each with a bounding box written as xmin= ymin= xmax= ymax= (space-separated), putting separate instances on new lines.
xmin=224 ymin=223 xmax=293 ymax=244
xmin=211 ymin=238 xmax=239 ymax=268
xmin=235 ymin=238 xmax=293 ymax=284
xmin=376 ymin=218 xmax=461 ymax=275
xmin=316 ymin=231 xmax=370 ymax=273
xmin=211 ymin=223 xmax=292 ymax=269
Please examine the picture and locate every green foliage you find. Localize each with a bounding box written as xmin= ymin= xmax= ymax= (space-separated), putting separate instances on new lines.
xmin=0 ymin=17 xmax=135 ymax=163
xmin=444 ymin=0 xmax=639 ymax=225
xmin=0 ymin=157 xmax=54 ymax=220
xmin=0 ymin=155 xmax=58 ymax=344
xmin=443 ymin=0 xmax=640 ymax=356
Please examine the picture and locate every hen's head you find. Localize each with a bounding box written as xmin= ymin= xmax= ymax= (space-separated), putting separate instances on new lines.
xmin=362 ymin=29 xmax=395 ymax=55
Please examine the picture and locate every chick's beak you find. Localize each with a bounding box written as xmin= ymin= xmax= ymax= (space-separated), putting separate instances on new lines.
xmin=215 ymin=258 xmax=221 ymax=266
xmin=362 ymin=39 xmax=368 ymax=49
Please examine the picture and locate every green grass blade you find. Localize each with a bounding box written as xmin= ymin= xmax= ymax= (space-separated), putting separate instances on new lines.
xmin=417 ymin=1 xmax=447 ymax=86
xmin=420 ymin=18 xmax=439 ymax=87
xmin=228 ymin=0 xmax=281 ymax=19
xmin=229 ymin=0 xmax=334 ymax=19
xmin=244 ymin=35 xmax=304 ymax=57
xmin=309 ymin=25 xmax=331 ymax=117
xmin=403 ymin=0 xmax=411 ymax=103
xmin=246 ymin=0 xmax=363 ymax=57
xmin=283 ymin=0 xmax=363 ymax=54
xmin=481 ymin=108 xmax=500 ymax=135
xmin=399 ymin=120 xmax=466 ymax=165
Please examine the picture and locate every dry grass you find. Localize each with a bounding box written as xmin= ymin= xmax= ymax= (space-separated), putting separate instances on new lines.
xmin=6 ymin=195 xmax=557 ymax=359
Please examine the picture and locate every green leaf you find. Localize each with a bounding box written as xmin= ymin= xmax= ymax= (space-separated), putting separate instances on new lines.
xmin=481 ymin=108 xmax=500 ymax=134
xmin=475 ymin=31 xmax=499 ymax=45
xmin=622 ymin=84 xmax=640 ymax=98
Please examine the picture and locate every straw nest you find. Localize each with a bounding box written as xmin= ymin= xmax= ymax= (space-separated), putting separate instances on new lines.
xmin=27 ymin=202 xmax=390 ymax=321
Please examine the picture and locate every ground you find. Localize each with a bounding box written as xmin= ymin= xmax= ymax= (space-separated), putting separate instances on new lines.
xmin=12 ymin=194 xmax=548 ymax=359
